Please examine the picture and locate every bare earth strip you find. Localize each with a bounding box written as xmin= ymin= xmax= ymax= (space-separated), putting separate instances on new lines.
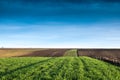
xmin=77 ymin=49 xmax=120 ymax=66
xmin=0 ymin=48 xmax=47 ymax=57
xmin=20 ymin=49 xmax=70 ymax=57
xmin=0 ymin=48 xmax=70 ymax=57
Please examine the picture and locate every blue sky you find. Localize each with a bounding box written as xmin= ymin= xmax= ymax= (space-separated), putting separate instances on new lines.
xmin=0 ymin=0 xmax=120 ymax=48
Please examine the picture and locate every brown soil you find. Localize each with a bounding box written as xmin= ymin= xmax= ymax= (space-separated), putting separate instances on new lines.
xmin=77 ymin=49 xmax=120 ymax=65
xmin=20 ymin=49 xmax=69 ymax=57
xmin=0 ymin=48 xmax=47 ymax=57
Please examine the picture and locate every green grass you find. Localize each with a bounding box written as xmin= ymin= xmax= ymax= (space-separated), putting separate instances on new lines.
xmin=64 ymin=49 xmax=77 ymax=57
xmin=0 ymin=57 xmax=120 ymax=80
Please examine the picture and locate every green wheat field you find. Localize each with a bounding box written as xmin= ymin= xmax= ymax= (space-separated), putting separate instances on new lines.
xmin=0 ymin=57 xmax=120 ymax=80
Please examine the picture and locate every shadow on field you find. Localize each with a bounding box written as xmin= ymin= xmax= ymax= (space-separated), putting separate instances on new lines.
xmin=0 ymin=58 xmax=55 ymax=77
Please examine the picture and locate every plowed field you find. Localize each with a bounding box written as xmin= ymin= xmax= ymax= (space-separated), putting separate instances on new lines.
xmin=78 ymin=49 xmax=120 ymax=65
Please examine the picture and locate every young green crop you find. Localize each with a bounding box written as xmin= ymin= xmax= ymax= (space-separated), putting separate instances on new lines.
xmin=0 ymin=57 xmax=120 ymax=80
xmin=64 ymin=49 xmax=77 ymax=57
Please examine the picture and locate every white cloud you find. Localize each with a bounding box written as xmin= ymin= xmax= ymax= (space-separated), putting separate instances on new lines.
xmin=0 ymin=22 xmax=120 ymax=48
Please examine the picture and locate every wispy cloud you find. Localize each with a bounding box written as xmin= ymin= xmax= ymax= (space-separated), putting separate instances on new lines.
xmin=0 ymin=21 xmax=120 ymax=48
xmin=0 ymin=25 xmax=23 ymax=30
